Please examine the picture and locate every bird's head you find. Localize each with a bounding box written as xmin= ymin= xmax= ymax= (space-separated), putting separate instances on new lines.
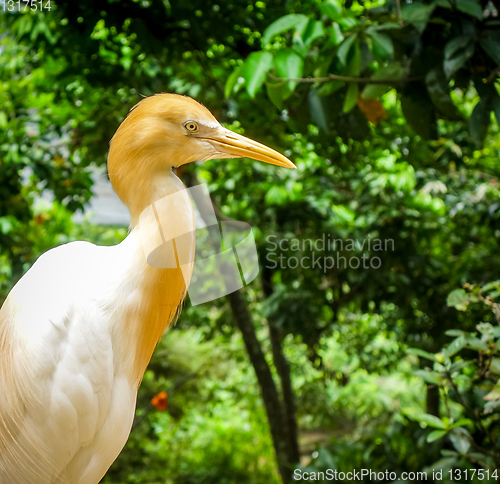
xmin=108 ymin=93 xmax=295 ymax=221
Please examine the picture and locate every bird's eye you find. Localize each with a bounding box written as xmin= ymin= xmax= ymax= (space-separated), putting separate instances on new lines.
xmin=184 ymin=121 xmax=199 ymax=132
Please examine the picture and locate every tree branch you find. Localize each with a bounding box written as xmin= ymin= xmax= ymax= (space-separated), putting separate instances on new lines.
xmin=268 ymin=323 xmax=301 ymax=464
xmin=395 ymin=0 xmax=404 ymax=27
xmin=487 ymin=64 xmax=500 ymax=83
xmin=227 ymin=290 xmax=293 ymax=483
xmin=267 ymin=72 xmax=422 ymax=86
xmin=181 ymin=168 xmax=294 ymax=483
xmin=262 ymin=265 xmax=300 ymax=466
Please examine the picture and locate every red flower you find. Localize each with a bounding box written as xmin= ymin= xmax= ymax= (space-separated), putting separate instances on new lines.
xmin=151 ymin=391 xmax=168 ymax=411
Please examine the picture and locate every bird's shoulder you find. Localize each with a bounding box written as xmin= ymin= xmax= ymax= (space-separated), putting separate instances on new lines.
xmin=25 ymin=239 xmax=100 ymax=280
xmin=0 ymin=240 xmax=124 ymax=483
xmin=12 ymin=240 xmax=100 ymax=294
xmin=5 ymin=240 xmax=105 ymax=340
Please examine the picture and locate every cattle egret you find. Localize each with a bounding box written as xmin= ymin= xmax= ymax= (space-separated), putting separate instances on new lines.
xmin=0 ymin=94 xmax=295 ymax=484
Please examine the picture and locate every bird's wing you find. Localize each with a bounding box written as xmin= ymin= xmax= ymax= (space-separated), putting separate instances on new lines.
xmin=0 ymin=242 xmax=123 ymax=484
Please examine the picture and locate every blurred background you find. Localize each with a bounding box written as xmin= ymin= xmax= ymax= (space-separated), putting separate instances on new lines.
xmin=1 ymin=0 xmax=500 ymax=482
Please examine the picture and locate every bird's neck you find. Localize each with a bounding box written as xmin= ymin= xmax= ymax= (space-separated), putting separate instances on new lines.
xmin=128 ymin=170 xmax=186 ymax=227
xmin=112 ymin=171 xmax=194 ymax=386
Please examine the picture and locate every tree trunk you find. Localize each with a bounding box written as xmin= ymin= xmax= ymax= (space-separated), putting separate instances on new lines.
xmin=227 ymin=290 xmax=292 ymax=483
xmin=268 ymin=324 xmax=301 ymax=464
xmin=182 ymin=169 xmax=297 ymax=482
xmin=262 ymin=266 xmax=300 ymax=465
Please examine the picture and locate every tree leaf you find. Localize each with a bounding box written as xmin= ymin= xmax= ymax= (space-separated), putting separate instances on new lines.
xmin=368 ymin=31 xmax=393 ymax=59
xmin=406 ymin=348 xmax=437 ymax=361
xmin=427 ymin=430 xmax=447 ymax=442
xmin=477 ymin=322 xmax=495 ymax=338
xmin=414 ymin=369 xmax=442 ymax=385
xmin=360 ymin=40 xmax=373 ymax=72
xmin=301 ymin=19 xmax=325 ymax=47
xmin=327 ymin=23 xmax=344 ymax=46
xmin=484 ymin=399 xmax=500 ymax=414
xmin=244 ymin=51 xmax=274 ymax=98
xmin=445 ymin=35 xmax=473 ymax=59
xmin=308 ymin=89 xmax=329 ymax=132
xmin=481 ymin=280 xmax=500 ymax=292
xmin=466 ymin=338 xmax=489 ymax=352
xmin=425 ymin=67 xmax=462 ymax=120
xmin=411 ymin=413 xmax=447 ymax=429
xmin=402 ymin=3 xmax=435 ymax=33
xmin=456 ymin=0 xmax=483 ymax=19
xmin=480 ymin=39 xmax=500 ymax=65
xmin=316 ymin=79 xmax=344 ymax=97
xmin=444 ymin=47 xmax=474 ymax=78
xmin=469 ymin=99 xmax=491 ymax=147
xmin=356 ymin=97 xmax=387 ymax=124
xmin=445 ymin=329 xmax=465 ymax=337
xmin=348 ymin=41 xmax=361 ymax=77
xmin=274 ymin=49 xmax=304 ymax=98
xmin=447 ymin=289 xmax=469 ymax=311
xmin=224 ymin=65 xmax=244 ymax=99
xmin=262 ymin=14 xmax=308 ymax=45
xmin=320 ymin=0 xmax=343 ymax=20
xmin=266 ymin=83 xmax=286 ymax=110
xmin=450 ymin=429 xmax=471 ymax=455
xmin=443 ymin=36 xmax=474 ymax=79
xmin=401 ymin=85 xmax=438 ymax=139
xmin=13 ymin=15 xmax=33 ymax=37
xmin=443 ymin=335 xmax=467 ymax=359
xmin=343 ymin=83 xmax=358 ymax=113
xmin=367 ymin=22 xmax=400 ymax=32
xmin=362 ymin=84 xmax=391 ymax=100
xmin=362 ymin=62 xmax=405 ymax=99
xmin=449 ymin=419 xmax=473 ymax=429
xmin=337 ymin=34 xmax=358 ymax=65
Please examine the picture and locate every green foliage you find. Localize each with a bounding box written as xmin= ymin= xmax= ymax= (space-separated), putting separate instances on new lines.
xmin=235 ymin=0 xmax=499 ymax=146
xmin=409 ymin=282 xmax=500 ymax=470
xmin=103 ymin=329 xmax=279 ymax=484
xmin=1 ymin=0 xmax=500 ymax=481
xmin=299 ymin=282 xmax=500 ymax=479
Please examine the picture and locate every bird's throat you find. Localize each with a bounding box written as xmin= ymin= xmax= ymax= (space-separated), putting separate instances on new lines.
xmin=113 ymin=172 xmax=195 ymax=386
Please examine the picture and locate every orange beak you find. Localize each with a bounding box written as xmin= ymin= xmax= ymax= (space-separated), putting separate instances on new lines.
xmin=203 ymin=128 xmax=296 ymax=169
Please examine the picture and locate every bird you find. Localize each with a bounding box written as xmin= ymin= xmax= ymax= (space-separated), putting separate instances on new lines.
xmin=0 ymin=93 xmax=295 ymax=484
